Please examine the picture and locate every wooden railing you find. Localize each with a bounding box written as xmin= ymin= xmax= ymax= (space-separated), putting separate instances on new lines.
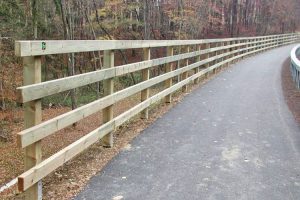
xmin=15 ymin=33 xmax=300 ymax=199
xmin=291 ymin=44 xmax=300 ymax=89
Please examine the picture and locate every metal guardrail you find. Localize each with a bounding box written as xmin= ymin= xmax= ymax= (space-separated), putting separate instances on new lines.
xmin=291 ymin=44 xmax=300 ymax=89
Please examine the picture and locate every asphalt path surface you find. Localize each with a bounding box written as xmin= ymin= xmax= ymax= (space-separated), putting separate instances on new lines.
xmin=75 ymin=45 xmax=300 ymax=200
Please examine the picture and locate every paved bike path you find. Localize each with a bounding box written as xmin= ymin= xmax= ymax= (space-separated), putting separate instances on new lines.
xmin=75 ymin=45 xmax=300 ymax=200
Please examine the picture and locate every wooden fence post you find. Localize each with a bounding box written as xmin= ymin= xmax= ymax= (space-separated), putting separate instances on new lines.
xmin=194 ymin=44 xmax=201 ymax=84
xmin=204 ymin=43 xmax=210 ymax=77
xmin=236 ymin=40 xmax=239 ymax=59
xmin=226 ymin=41 xmax=230 ymax=67
xmin=23 ymin=56 xmax=42 ymax=200
xmin=141 ymin=48 xmax=150 ymax=119
xmin=259 ymin=38 xmax=262 ymax=51
xmin=237 ymin=39 xmax=241 ymax=61
xmin=232 ymin=40 xmax=236 ymax=63
xmin=221 ymin=42 xmax=225 ymax=69
xmin=182 ymin=46 xmax=190 ymax=92
xmin=165 ymin=47 xmax=173 ymax=103
xmin=102 ymin=50 xmax=114 ymax=147
xmin=213 ymin=43 xmax=218 ymax=74
xmin=262 ymin=37 xmax=266 ymax=51
xmin=247 ymin=39 xmax=250 ymax=54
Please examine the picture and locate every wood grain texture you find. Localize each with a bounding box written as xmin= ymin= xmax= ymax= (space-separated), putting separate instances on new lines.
xmin=16 ymin=34 xmax=299 ymax=196
xmin=18 ymin=44 xmax=245 ymax=103
xmin=17 ymin=40 xmax=260 ymax=103
xmin=182 ymin=46 xmax=190 ymax=92
xmin=15 ymin=34 xmax=297 ymax=57
xmin=141 ymin=48 xmax=150 ymax=119
xmin=165 ymin=46 xmax=174 ymax=103
xmin=18 ymin=39 xmax=282 ymax=148
xmin=102 ymin=50 xmax=114 ymax=147
xmin=22 ymin=56 xmax=42 ymax=200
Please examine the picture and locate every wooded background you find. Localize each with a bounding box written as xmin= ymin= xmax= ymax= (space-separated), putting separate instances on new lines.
xmin=0 ymin=0 xmax=300 ymax=140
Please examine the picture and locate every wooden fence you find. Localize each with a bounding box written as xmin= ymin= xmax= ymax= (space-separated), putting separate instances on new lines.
xmin=15 ymin=33 xmax=300 ymax=199
xmin=291 ymin=44 xmax=300 ymax=89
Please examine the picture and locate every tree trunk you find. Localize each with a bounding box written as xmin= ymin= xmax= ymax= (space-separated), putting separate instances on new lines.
xmin=60 ymin=0 xmax=77 ymax=111
xmin=143 ymin=0 xmax=150 ymax=40
xmin=31 ymin=0 xmax=38 ymax=39
xmin=231 ymin=0 xmax=238 ymax=37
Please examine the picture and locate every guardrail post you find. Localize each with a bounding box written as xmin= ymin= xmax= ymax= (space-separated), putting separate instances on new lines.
xmin=102 ymin=50 xmax=114 ymax=147
xmin=259 ymin=38 xmax=262 ymax=51
xmin=237 ymin=40 xmax=241 ymax=61
xmin=221 ymin=42 xmax=226 ymax=68
xmin=232 ymin=40 xmax=236 ymax=63
xmin=194 ymin=44 xmax=201 ymax=84
xmin=255 ymin=38 xmax=258 ymax=52
xmin=242 ymin=39 xmax=246 ymax=55
xmin=182 ymin=46 xmax=190 ymax=92
xmin=264 ymin=37 xmax=268 ymax=50
xmin=271 ymin=36 xmax=274 ymax=48
xmin=141 ymin=48 xmax=150 ymax=118
xmin=245 ymin=39 xmax=251 ymax=53
xmin=204 ymin=43 xmax=211 ymax=77
xmin=249 ymin=38 xmax=252 ymax=54
xmin=213 ymin=43 xmax=218 ymax=74
xmin=226 ymin=41 xmax=230 ymax=67
xmin=165 ymin=46 xmax=173 ymax=103
xmin=279 ymin=36 xmax=282 ymax=46
xmin=23 ymin=56 xmax=42 ymax=200
xmin=220 ymin=42 xmax=224 ymax=69
xmin=258 ymin=38 xmax=261 ymax=52
xmin=218 ymin=42 xmax=223 ymax=70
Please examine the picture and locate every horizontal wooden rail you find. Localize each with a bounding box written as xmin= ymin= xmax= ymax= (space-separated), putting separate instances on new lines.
xmin=15 ymin=33 xmax=296 ymax=57
xmin=18 ymin=35 xmax=299 ymax=192
xmin=16 ymin=36 xmax=292 ymax=103
xmin=17 ymin=42 xmax=239 ymax=103
xmin=18 ymin=47 xmax=242 ymax=148
xmin=17 ymin=38 xmax=287 ymax=148
xmin=14 ymin=33 xmax=300 ymax=199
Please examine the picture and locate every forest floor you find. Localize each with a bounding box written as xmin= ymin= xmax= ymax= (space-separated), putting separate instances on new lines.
xmin=0 ymin=70 xmax=217 ymax=199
